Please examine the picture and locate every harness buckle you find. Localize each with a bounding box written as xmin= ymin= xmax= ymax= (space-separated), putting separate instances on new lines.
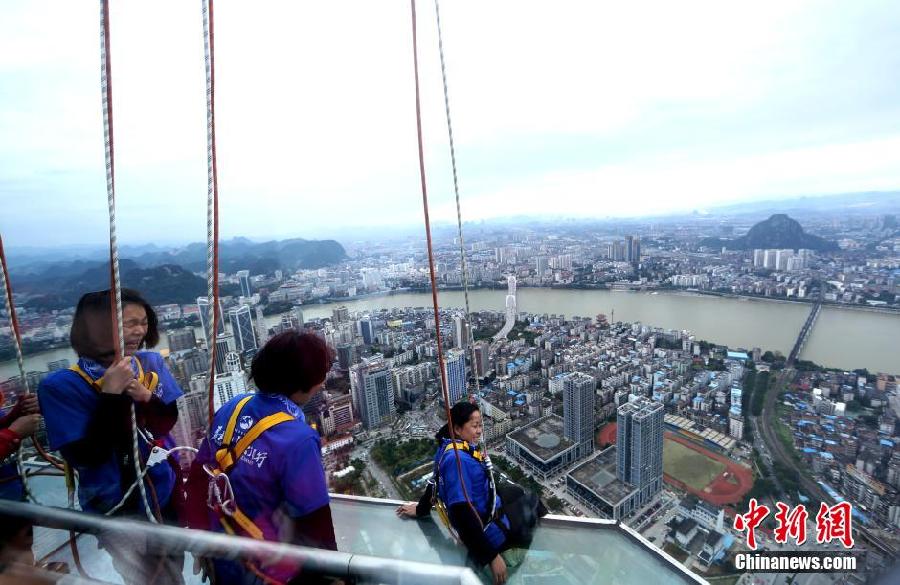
xmin=203 ymin=464 xmax=236 ymax=516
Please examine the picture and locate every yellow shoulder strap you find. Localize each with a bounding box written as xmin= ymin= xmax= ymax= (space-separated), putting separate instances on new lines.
xmin=222 ymin=395 xmax=254 ymax=446
xmin=215 ymin=397 xmax=294 ymax=471
xmin=442 ymin=440 xmax=483 ymax=461
xmin=68 ymin=364 xmax=103 ymax=392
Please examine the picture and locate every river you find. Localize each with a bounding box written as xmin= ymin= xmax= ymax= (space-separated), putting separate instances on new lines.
xmin=2 ymin=289 xmax=898 ymax=379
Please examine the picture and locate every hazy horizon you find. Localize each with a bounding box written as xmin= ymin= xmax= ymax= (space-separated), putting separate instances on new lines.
xmin=3 ymin=1 xmax=900 ymax=248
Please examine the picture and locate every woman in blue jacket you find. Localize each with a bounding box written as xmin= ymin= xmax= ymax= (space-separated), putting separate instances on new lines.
xmin=397 ymin=402 xmax=545 ymax=585
xmin=38 ymin=289 xmax=184 ymax=585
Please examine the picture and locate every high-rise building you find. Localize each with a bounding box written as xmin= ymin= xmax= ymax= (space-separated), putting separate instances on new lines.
xmin=214 ymin=334 xmax=236 ymax=375
xmin=349 ymin=356 xmax=395 ymax=429
xmin=322 ymin=393 xmax=354 ymax=436
xmin=535 ymin=256 xmax=549 ymax=276
xmin=625 ymin=236 xmax=634 ymax=263
xmin=173 ymin=390 xmax=208 ymax=448
xmin=616 ymin=397 xmax=664 ymax=507
xmin=631 ymin=237 xmax=641 ymax=264
xmin=228 ymin=305 xmax=258 ymax=354
xmin=752 ymin=249 xmax=765 ymax=268
xmin=563 ymin=372 xmax=596 ymax=459
xmin=255 ymin=306 xmax=269 ymax=346
xmin=197 ymin=296 xmax=226 ymax=345
xmin=332 ymin=306 xmax=350 ymax=325
xmin=358 ymin=317 xmax=376 ymax=345
xmin=443 ymin=349 xmax=468 ymax=404
xmin=452 ymin=315 xmax=470 ymax=349
xmin=729 ymin=413 xmax=744 ymax=440
xmin=763 ymin=249 xmax=778 ymax=270
xmin=167 ymin=328 xmax=197 ymax=352
xmin=224 ymin=352 xmax=242 ymax=373
xmin=213 ymin=371 xmax=248 ymax=412
xmin=336 ymin=343 xmax=355 ymax=371
xmin=730 ymin=386 xmax=742 ymax=416
xmin=775 ymin=249 xmax=793 ymax=272
xmin=473 ymin=341 xmax=491 ymax=379
xmin=237 ymin=270 xmax=252 ymax=298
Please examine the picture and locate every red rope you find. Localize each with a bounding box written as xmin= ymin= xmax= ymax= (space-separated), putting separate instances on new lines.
xmin=205 ymin=0 xmax=221 ymax=425
xmin=409 ymin=0 xmax=483 ymax=530
xmin=0 ymin=234 xmax=67 ymax=472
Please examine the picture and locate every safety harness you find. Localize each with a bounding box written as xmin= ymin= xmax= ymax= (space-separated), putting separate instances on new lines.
xmin=69 ymin=359 xmax=159 ymax=395
xmin=431 ymin=440 xmax=502 ymax=542
xmin=203 ymin=395 xmax=295 ymax=541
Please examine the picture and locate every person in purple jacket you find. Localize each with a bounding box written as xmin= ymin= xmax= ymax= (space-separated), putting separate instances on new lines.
xmin=194 ymin=330 xmax=340 ymax=585
xmin=38 ymin=289 xmax=184 ymax=585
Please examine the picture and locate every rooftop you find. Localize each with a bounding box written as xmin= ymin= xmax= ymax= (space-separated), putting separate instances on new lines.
xmin=507 ymin=415 xmax=576 ymax=462
xmin=567 ymin=446 xmax=637 ymax=505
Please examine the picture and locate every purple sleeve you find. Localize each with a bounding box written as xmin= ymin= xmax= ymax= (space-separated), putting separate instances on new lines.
xmin=280 ymin=432 xmax=330 ymax=518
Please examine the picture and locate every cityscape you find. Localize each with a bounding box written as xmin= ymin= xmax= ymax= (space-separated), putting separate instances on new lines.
xmin=2 ymin=204 xmax=899 ymax=584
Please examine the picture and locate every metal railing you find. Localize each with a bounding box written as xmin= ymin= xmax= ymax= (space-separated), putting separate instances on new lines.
xmin=0 ymin=499 xmax=483 ymax=585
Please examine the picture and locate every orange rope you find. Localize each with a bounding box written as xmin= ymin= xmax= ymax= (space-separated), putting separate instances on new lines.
xmin=409 ymin=0 xmax=483 ymax=530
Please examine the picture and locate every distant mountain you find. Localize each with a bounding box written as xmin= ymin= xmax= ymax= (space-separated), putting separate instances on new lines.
xmin=130 ymin=237 xmax=347 ymax=273
xmin=699 ymin=214 xmax=839 ymax=251
xmin=20 ymin=260 xmax=209 ymax=309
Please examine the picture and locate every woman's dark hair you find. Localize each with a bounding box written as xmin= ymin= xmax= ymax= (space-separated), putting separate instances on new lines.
xmin=251 ymin=330 xmax=334 ymax=396
xmin=70 ymin=289 xmax=159 ymax=361
xmin=435 ymin=401 xmax=481 ymax=443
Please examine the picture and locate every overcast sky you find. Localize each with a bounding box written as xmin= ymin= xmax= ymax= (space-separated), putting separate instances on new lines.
xmin=2 ymin=0 xmax=900 ymax=248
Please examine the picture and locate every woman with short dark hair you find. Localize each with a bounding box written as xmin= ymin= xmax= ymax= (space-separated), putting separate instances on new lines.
xmin=37 ymin=288 xmax=184 ymax=584
xmin=397 ymin=401 xmax=546 ymax=585
xmin=193 ymin=330 xmax=339 ymax=584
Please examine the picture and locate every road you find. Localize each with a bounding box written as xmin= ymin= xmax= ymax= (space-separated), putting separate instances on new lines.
xmin=367 ymin=454 xmax=402 ymax=500
xmin=756 ymin=367 xmax=897 ymax=558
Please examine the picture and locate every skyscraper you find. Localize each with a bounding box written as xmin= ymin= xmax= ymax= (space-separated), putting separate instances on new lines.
xmin=358 ymin=317 xmax=376 ymax=345
xmin=255 ymin=306 xmax=269 ymax=346
xmin=452 ymin=315 xmax=470 ymax=349
xmin=349 ymin=356 xmax=395 ymax=429
xmin=473 ymin=341 xmax=491 ymax=379
xmin=625 ymin=236 xmax=634 ymax=263
xmin=197 ymin=296 xmax=225 ymax=345
xmin=563 ymin=372 xmax=596 ymax=458
xmin=237 ymin=270 xmax=252 ymax=298
xmin=214 ymin=333 xmax=236 ymax=375
xmin=228 ymin=305 xmax=258 ymax=354
xmin=631 ymin=237 xmax=641 ymax=264
xmin=332 ymin=306 xmax=350 ymax=325
xmin=616 ymin=397 xmax=664 ymax=507
xmin=213 ymin=371 xmax=248 ymax=411
xmin=443 ymin=349 xmax=468 ymax=404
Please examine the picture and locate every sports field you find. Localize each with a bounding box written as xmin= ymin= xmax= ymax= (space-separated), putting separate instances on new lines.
xmin=663 ymin=437 xmax=726 ymax=491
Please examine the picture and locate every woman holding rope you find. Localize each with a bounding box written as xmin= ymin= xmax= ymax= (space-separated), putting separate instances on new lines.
xmin=397 ymin=401 xmax=547 ymax=585
xmin=37 ymin=289 xmax=184 ymax=585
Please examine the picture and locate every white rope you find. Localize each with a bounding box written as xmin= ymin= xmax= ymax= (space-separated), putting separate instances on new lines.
xmin=99 ymin=0 xmax=156 ymax=523
xmin=202 ymin=0 xmax=218 ymax=422
xmin=433 ymin=0 xmax=499 ymax=516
